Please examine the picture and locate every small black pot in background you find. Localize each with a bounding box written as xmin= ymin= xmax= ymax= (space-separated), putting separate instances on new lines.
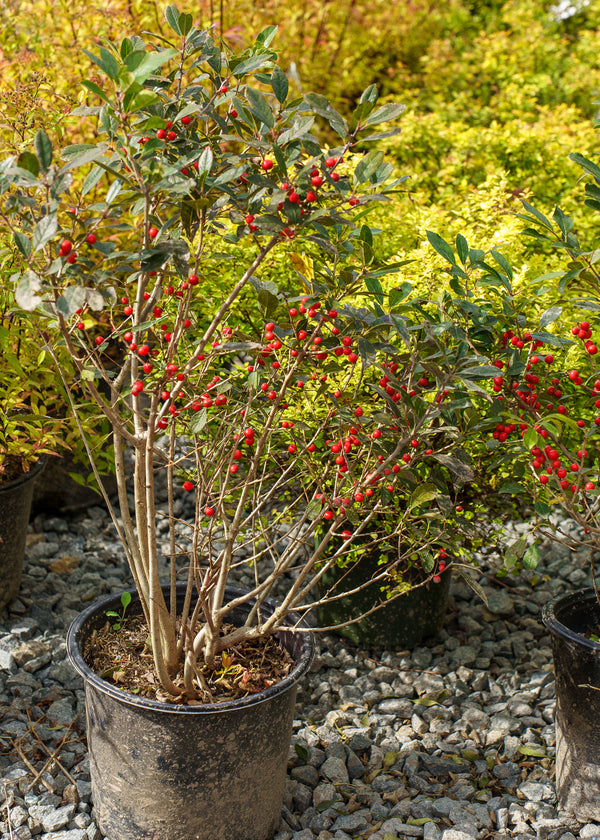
xmin=0 ymin=459 xmax=45 ymax=610
xmin=542 ymin=589 xmax=600 ymax=821
xmin=67 ymin=583 xmax=315 ymax=840
xmin=316 ymin=550 xmax=452 ymax=649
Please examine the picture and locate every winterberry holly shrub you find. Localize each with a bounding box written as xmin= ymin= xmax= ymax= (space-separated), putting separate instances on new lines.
xmin=423 ymin=150 xmax=600 ymax=575
xmin=1 ymin=7 xmax=485 ymax=701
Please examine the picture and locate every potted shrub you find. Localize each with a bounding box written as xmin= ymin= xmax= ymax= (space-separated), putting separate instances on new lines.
xmin=422 ymin=153 xmax=600 ymax=821
xmin=0 ymin=307 xmax=72 ymax=609
xmin=1 ymin=8 xmax=484 ymax=838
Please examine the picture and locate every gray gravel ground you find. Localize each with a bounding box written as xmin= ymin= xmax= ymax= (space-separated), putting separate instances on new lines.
xmin=0 ymin=499 xmax=599 ymax=840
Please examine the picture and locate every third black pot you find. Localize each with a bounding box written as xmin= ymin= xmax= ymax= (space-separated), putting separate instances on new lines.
xmin=542 ymin=589 xmax=600 ymax=821
xmin=0 ymin=458 xmax=45 ymax=610
xmin=67 ymin=583 xmax=314 ymax=840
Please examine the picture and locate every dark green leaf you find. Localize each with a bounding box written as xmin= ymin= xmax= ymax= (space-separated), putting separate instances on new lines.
xmin=491 ymin=249 xmax=513 ymax=280
xmin=164 ymin=5 xmax=182 ymax=34
xmin=271 ymin=66 xmax=288 ymax=104
xmin=518 ymin=199 xmax=554 ymax=231
xmin=456 ymin=234 xmax=468 ymax=265
xmin=246 ymin=87 xmax=274 ymax=128
xmin=130 ymin=48 xmax=178 ymax=84
xmin=81 ymin=79 xmax=111 ymax=103
xmin=569 ymin=152 xmax=600 ymax=185
xmin=504 ymin=536 xmax=527 ymax=568
xmin=362 ymin=102 xmax=405 ymax=127
xmin=13 ymin=232 xmax=31 ymax=260
xmin=17 ymin=151 xmax=39 ymax=177
xmin=432 ymin=454 xmax=474 ymax=481
xmin=426 ymin=231 xmax=456 ymax=265
xmin=256 ymin=25 xmax=278 ymax=47
xmin=34 ymin=130 xmax=52 ymax=171
xmin=232 ymin=55 xmax=274 ymax=77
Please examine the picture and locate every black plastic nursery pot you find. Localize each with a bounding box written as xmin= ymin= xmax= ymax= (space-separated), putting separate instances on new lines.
xmin=67 ymin=583 xmax=314 ymax=840
xmin=542 ymin=589 xmax=600 ymax=821
xmin=0 ymin=459 xmax=45 ymax=610
xmin=316 ymin=550 xmax=452 ymax=649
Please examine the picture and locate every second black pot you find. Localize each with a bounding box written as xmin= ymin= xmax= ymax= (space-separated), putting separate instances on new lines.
xmin=542 ymin=589 xmax=600 ymax=821
xmin=316 ymin=551 xmax=452 ymax=649
xmin=67 ymin=584 xmax=314 ymax=840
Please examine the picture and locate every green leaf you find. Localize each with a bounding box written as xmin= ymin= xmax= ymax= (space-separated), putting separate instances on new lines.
xmin=504 ymin=536 xmax=527 ymax=568
xmin=432 ymin=454 xmax=474 ymax=481
xmin=294 ymin=743 xmax=309 ymax=761
xmin=354 ymin=150 xmax=384 ymax=185
xmin=189 ymin=408 xmax=208 ymax=434
xmin=426 ymin=230 xmax=456 ymax=265
xmin=491 ymin=249 xmax=513 ymax=280
xmin=17 ymin=151 xmax=39 ymax=177
xmin=233 ymin=55 xmax=274 ymax=77
xmin=523 ymin=427 xmax=539 ymax=448
xmin=164 ymin=5 xmax=182 ymax=35
xmin=246 ymin=87 xmax=274 ymax=128
xmin=271 ymin=66 xmax=288 ymax=104
xmin=128 ymin=90 xmax=162 ymax=111
xmin=518 ymin=745 xmax=546 ymax=758
xmin=362 ymin=102 xmax=405 ymax=127
xmin=539 ymin=306 xmax=562 ymax=329
xmin=121 ymin=591 xmax=132 ymax=609
xmin=256 ymin=24 xmax=278 ymax=47
xmin=32 ymin=214 xmax=58 ymax=252
xmin=456 ymin=233 xmax=468 ymax=265
xmin=195 ymin=146 xmax=214 ymax=180
xmin=82 ymin=47 xmax=120 ymax=81
xmin=13 ymin=232 xmax=31 ymax=260
xmin=569 ymin=152 xmax=600 ymax=185
xmin=518 ymin=199 xmax=554 ymax=232
xmin=306 ymin=498 xmax=322 ymax=520
xmin=15 ymin=270 xmax=43 ymax=310
xmin=383 ymin=751 xmax=399 ymax=768
xmin=34 ymin=130 xmax=53 ymax=171
xmin=523 ymin=543 xmax=540 ymax=570
xmin=81 ymin=79 xmax=111 ymax=104
xmin=129 ymin=48 xmax=178 ymax=84
xmin=408 ymin=483 xmax=439 ymax=510
xmin=82 ymin=165 xmax=105 ymax=196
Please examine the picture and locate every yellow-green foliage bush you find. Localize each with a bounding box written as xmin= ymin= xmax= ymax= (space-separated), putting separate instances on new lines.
xmin=1 ymin=0 xmax=600 ymax=314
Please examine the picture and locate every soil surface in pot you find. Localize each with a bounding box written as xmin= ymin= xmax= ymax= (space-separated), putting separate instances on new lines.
xmin=83 ymin=615 xmax=293 ymax=704
xmin=0 ymin=455 xmax=36 ymax=485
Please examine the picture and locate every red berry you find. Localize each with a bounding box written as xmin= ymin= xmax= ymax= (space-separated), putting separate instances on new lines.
xmin=95 ymin=335 xmax=104 ymax=346
xmin=132 ymin=380 xmax=144 ymax=395
xmin=156 ymin=129 xmax=167 ymax=140
xmin=148 ymin=227 xmax=159 ymax=239
xmin=311 ymin=175 xmax=323 ymax=187
xmin=306 ymin=191 xmax=317 ymax=202
xmin=183 ymin=481 xmax=194 ymax=492
xmin=167 ymin=131 xmax=177 ymax=141
xmin=181 ymin=115 xmax=191 ymax=125
xmin=86 ymin=233 xmax=97 ymax=244
xmin=261 ymin=159 xmax=274 ymax=171
xmin=204 ymin=507 xmax=215 ymax=517
xmin=60 ymin=239 xmax=72 ymax=254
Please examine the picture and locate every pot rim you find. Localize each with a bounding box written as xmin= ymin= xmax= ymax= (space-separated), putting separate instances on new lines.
xmin=67 ymin=583 xmax=315 ymax=715
xmin=542 ymin=588 xmax=600 ymax=652
xmin=0 ymin=457 xmax=46 ymax=493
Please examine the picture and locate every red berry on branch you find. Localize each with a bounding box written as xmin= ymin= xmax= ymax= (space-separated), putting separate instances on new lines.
xmin=86 ymin=233 xmax=97 ymax=244
xmin=183 ymin=481 xmax=194 ymax=492
xmin=261 ymin=159 xmax=274 ymax=171
xmin=205 ymin=507 xmax=215 ymax=517
xmin=148 ymin=227 xmax=159 ymax=239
